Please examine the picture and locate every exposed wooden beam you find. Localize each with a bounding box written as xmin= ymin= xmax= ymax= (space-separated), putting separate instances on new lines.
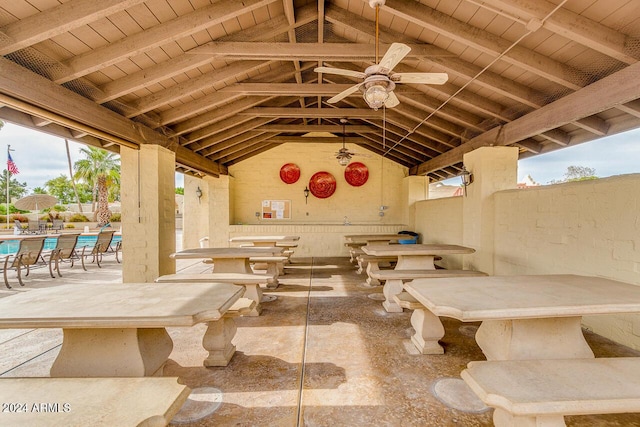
xmin=255 ymin=124 xmax=376 ymax=133
xmin=514 ymin=139 xmax=543 ymax=154
xmin=325 ymin=6 xmax=541 ymax=112
xmin=412 ymin=61 xmax=640 ymax=175
xmin=171 ymin=97 xmax=280 ymax=135
xmin=96 ymin=7 xmax=318 ymax=102
xmin=189 ymin=118 xmax=273 ymax=152
xmin=0 ymin=0 xmax=148 ymax=56
xmin=188 ymin=42 xmax=451 ymax=60
xmin=0 ymin=56 xmax=224 ymax=177
xmin=479 ymin=0 xmax=638 ymax=64
xmin=540 ymin=129 xmax=571 ymax=146
xmin=384 ymin=0 xmax=590 ymax=90
xmin=264 ymin=136 xmax=369 ymax=144
xmin=238 ymin=107 xmax=384 ymax=119
xmin=129 ymin=61 xmax=271 ymax=116
xmin=221 ymin=83 xmax=358 ymax=96
xmin=573 ymin=115 xmax=610 ymax=136
xmin=55 ymin=0 xmax=279 ymax=84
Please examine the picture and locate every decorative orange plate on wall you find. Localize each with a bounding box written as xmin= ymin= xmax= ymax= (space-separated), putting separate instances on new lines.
xmin=309 ymin=171 xmax=336 ymax=198
xmin=279 ymin=163 xmax=301 ymax=184
xmin=344 ymin=162 xmax=369 ymax=187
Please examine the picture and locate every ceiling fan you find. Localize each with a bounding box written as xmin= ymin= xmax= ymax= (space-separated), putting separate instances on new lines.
xmin=335 ymin=119 xmax=368 ymax=166
xmin=315 ymin=0 xmax=448 ymax=110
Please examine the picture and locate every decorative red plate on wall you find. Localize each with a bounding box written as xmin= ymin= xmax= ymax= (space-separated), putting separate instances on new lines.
xmin=308 ymin=171 xmax=337 ymax=198
xmin=279 ymin=163 xmax=301 ymax=184
xmin=344 ymin=162 xmax=369 ymax=187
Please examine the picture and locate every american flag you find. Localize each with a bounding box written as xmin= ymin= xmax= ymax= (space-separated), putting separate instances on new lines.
xmin=7 ymin=152 xmax=19 ymax=175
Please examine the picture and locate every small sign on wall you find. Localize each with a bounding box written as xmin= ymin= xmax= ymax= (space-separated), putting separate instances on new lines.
xmin=262 ymin=200 xmax=291 ymax=219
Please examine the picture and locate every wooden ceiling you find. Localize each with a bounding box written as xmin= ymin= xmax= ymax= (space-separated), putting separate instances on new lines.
xmin=1 ymin=0 xmax=639 ymax=182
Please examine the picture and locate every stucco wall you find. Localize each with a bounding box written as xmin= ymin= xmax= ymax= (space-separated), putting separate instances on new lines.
xmin=414 ymin=196 xmax=465 ymax=269
xmin=224 ymin=143 xmax=410 ymax=257
xmin=493 ymin=174 xmax=640 ymax=349
xmin=228 ymin=143 xmax=408 ymax=225
xmin=414 ymin=174 xmax=640 ymax=349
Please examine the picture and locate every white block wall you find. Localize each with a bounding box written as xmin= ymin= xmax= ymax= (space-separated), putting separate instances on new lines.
xmin=415 ymin=173 xmax=640 ymax=349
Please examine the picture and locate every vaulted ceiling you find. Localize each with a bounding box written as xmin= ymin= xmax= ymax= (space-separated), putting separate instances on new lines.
xmin=1 ymin=0 xmax=639 ymax=182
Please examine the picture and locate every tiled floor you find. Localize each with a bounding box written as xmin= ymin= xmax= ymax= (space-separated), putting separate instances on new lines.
xmin=1 ymin=254 xmax=640 ymax=426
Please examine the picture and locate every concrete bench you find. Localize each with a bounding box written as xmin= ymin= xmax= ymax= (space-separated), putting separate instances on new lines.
xmin=0 ymin=377 xmax=190 ymax=426
xmin=372 ymin=268 xmax=488 ymax=313
xmin=239 ymin=242 xmax=297 ymax=263
xmin=356 ymin=254 xmax=397 ymax=274
xmin=249 ymin=256 xmax=288 ymax=286
xmin=204 ymin=297 xmax=255 ymax=366
xmin=344 ymin=242 xmax=365 ymax=263
xmin=392 ymin=292 xmax=447 ymax=355
xmin=156 ymin=273 xmax=270 ymax=316
xmin=461 ymin=357 xmax=640 ymax=427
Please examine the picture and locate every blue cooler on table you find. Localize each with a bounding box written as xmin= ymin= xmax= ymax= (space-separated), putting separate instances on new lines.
xmin=397 ymin=231 xmax=419 ymax=244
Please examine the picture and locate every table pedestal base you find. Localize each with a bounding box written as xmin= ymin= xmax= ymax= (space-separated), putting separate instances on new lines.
xmin=475 ymin=317 xmax=594 ymax=361
xmin=382 ymin=279 xmax=404 ymax=312
xmin=410 ymin=308 xmax=445 ymax=354
xmin=364 ymin=262 xmax=381 ymax=286
xmin=51 ymin=328 xmax=173 ymax=377
xmin=202 ymin=318 xmax=237 ymax=367
xmin=242 ymin=284 xmax=262 ymax=316
xmin=494 ymin=408 xmax=565 ymax=427
xmin=212 ymin=259 xmax=253 ymax=274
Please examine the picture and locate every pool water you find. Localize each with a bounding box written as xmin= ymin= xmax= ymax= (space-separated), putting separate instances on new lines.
xmin=0 ymin=235 xmax=122 ymax=255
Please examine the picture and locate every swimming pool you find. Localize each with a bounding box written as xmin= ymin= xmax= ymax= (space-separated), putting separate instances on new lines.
xmin=0 ymin=235 xmax=122 ymax=255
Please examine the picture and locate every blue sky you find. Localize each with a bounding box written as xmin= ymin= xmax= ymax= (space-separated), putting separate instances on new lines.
xmin=1 ymin=121 xmax=638 ymax=191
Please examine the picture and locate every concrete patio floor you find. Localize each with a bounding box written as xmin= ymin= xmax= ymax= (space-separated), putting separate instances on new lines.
xmin=1 ymin=252 xmax=640 ymax=426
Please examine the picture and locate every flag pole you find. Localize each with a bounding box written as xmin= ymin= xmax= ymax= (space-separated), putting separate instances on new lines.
xmin=6 ymin=145 xmax=10 ymax=230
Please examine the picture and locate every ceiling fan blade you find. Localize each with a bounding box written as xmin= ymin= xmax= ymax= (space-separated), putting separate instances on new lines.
xmin=327 ymin=83 xmax=363 ymax=104
xmin=378 ymin=43 xmax=411 ymax=73
xmin=392 ymin=72 xmax=449 ymax=85
xmin=385 ymin=91 xmax=400 ymax=108
xmin=314 ymin=67 xmax=367 ymax=79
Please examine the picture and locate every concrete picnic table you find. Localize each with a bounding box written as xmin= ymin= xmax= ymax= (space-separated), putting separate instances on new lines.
xmin=404 ymin=274 xmax=640 ymax=360
xmin=229 ymin=235 xmax=299 ymax=247
xmin=170 ymin=247 xmax=283 ymax=274
xmin=0 ymin=282 xmax=244 ymax=376
xmin=362 ymin=243 xmax=475 ymax=270
xmin=344 ymin=234 xmax=403 ymax=246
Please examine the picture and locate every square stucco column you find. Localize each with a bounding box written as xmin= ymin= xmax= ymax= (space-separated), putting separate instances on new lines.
xmin=462 ymin=146 xmax=518 ymax=274
xmin=182 ymin=174 xmax=231 ymax=250
xmin=402 ymin=175 xmax=429 ymax=230
xmin=120 ymin=145 xmax=176 ymax=282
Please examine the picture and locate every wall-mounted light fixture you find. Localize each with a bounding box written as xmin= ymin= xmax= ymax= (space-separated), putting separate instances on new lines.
xmin=460 ymin=167 xmax=474 ymax=196
xmin=196 ymin=186 xmax=203 ymax=203
xmin=304 ymin=186 xmax=310 ymax=204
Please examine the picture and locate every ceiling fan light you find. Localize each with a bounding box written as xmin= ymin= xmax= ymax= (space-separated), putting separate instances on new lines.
xmin=363 ymin=84 xmax=389 ymax=110
xmin=338 ymin=156 xmax=350 ymax=166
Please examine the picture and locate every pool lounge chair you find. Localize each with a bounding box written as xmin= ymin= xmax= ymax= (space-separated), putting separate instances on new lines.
xmin=79 ymin=230 xmax=115 ymax=269
xmin=13 ymin=220 xmax=26 ymax=234
xmin=27 ymin=221 xmax=41 ymax=234
xmin=45 ymin=233 xmax=80 ymax=277
xmin=2 ymin=236 xmax=46 ymax=289
xmin=51 ymin=219 xmax=64 ymax=232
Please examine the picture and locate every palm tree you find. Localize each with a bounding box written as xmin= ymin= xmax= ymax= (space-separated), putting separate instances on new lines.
xmin=74 ymin=147 xmax=120 ymax=226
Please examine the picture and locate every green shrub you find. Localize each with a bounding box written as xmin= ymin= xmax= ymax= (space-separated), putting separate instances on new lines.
xmin=109 ymin=213 xmax=121 ymax=222
xmin=64 ymin=224 xmax=76 ymax=229
xmin=68 ymin=213 xmax=90 ymax=222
